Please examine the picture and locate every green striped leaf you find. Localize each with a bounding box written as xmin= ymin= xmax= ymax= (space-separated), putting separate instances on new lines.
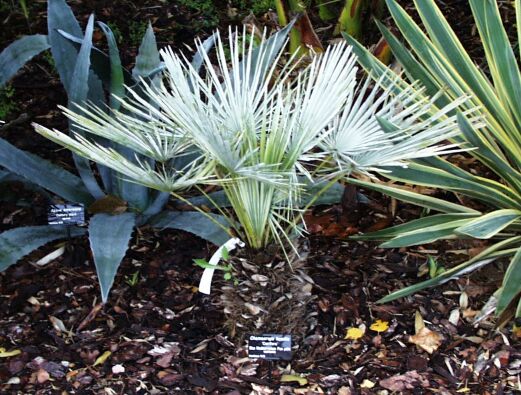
xmin=455 ymin=209 xmax=521 ymax=239
xmin=379 ymin=236 xmax=521 ymax=303
xmin=380 ymin=218 xmax=473 ymax=248
xmin=346 ymin=177 xmax=478 ymax=214
xmin=351 ymin=213 xmax=479 ymax=241
xmin=497 ymin=247 xmax=521 ymax=316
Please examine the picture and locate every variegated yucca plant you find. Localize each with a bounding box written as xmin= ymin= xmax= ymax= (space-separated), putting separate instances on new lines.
xmin=35 ymin=25 xmax=471 ymax=338
xmin=345 ymin=0 xmax=521 ymax=327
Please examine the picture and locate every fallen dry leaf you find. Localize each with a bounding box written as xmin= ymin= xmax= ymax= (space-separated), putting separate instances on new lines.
xmin=0 ymin=348 xmax=21 ymax=358
xmin=93 ymin=351 xmax=111 ymax=367
xmin=370 ymin=319 xmax=389 ymax=333
xmin=280 ymin=374 xmax=308 ymax=386
xmin=360 ymin=379 xmax=375 ymax=388
xmin=379 ymin=370 xmax=429 ymax=391
xmin=409 ymin=327 xmax=443 ymax=354
xmin=345 ymin=327 xmax=364 ymax=340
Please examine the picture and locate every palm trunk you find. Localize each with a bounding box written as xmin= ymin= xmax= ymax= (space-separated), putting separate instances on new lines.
xmin=219 ymin=240 xmax=315 ymax=343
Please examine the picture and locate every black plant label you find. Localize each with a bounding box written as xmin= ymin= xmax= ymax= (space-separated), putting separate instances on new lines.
xmin=48 ymin=204 xmax=85 ymax=226
xmin=248 ymin=334 xmax=292 ymax=360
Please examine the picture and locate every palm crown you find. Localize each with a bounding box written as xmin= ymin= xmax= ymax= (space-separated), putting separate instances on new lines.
xmin=34 ymin=27 xmax=473 ymax=253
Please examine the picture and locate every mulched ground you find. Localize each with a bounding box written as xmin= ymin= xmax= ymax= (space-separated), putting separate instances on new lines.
xmin=1 ymin=1 xmax=520 ymax=394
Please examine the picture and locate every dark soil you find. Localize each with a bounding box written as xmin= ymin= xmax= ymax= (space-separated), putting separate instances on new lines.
xmin=1 ymin=1 xmax=520 ymax=394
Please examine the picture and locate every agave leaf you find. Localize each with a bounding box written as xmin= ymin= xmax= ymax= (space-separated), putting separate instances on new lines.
xmin=379 ymin=236 xmax=521 ymax=303
xmin=455 ymin=209 xmax=521 ymax=239
xmin=0 ymin=225 xmax=86 ymax=271
xmin=192 ymin=33 xmax=217 ymax=73
xmin=56 ymin=28 xmax=133 ymax=88
xmin=351 ymin=213 xmax=479 ymax=242
xmin=149 ymin=211 xmax=230 ymax=246
xmin=132 ymin=22 xmax=161 ymax=80
xmin=68 ymin=14 xmax=105 ymax=200
xmin=0 ymin=138 xmax=93 ymax=204
xmin=98 ymin=22 xmax=125 ymax=109
xmin=0 ymin=35 xmax=50 ymax=87
xmin=47 ymin=0 xmax=83 ymax=93
xmin=89 ymin=212 xmax=135 ymax=303
xmin=119 ymin=22 xmax=161 ymax=210
xmin=140 ymin=191 xmax=170 ymax=221
xmin=239 ymin=20 xmax=295 ymax=84
xmin=183 ymin=190 xmax=230 ymax=208
xmin=496 ymin=248 xmax=521 ymax=316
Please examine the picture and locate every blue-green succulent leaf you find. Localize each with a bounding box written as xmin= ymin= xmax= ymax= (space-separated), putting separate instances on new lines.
xmin=89 ymin=212 xmax=136 ymax=303
xmin=0 ymin=225 xmax=86 ymax=271
xmin=0 ymin=137 xmax=93 ymax=204
xmin=149 ymin=211 xmax=230 ymax=246
xmin=0 ymin=34 xmax=50 ymax=87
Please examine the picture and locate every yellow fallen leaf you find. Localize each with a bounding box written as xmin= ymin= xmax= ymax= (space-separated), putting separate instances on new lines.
xmin=370 ymin=319 xmax=389 ymax=333
xmin=409 ymin=327 xmax=443 ymax=354
xmin=93 ymin=351 xmax=111 ymax=367
xmin=0 ymin=347 xmax=21 ymax=358
xmin=360 ymin=379 xmax=375 ymax=388
xmin=345 ymin=327 xmax=364 ymax=340
xmin=414 ymin=311 xmax=425 ymax=334
xmin=280 ymin=374 xmax=308 ymax=386
xmin=456 ymin=387 xmax=471 ymax=393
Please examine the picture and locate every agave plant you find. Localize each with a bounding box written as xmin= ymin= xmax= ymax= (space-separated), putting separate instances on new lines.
xmin=34 ymin=25 xmax=471 ymax=338
xmin=344 ymin=0 xmax=521 ymax=326
xmin=0 ymin=0 xmax=229 ymax=303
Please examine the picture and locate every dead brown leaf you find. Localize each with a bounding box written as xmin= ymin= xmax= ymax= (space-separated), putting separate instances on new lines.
xmin=379 ymin=370 xmax=429 ymax=391
xmin=409 ymin=327 xmax=443 ymax=354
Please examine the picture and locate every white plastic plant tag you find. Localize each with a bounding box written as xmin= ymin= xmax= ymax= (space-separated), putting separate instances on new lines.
xmin=198 ymin=237 xmax=244 ymax=295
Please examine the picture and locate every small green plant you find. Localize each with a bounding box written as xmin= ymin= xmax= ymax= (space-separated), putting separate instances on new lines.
xmin=193 ymin=247 xmax=237 ymax=283
xmin=128 ymin=21 xmax=147 ymax=47
xmin=178 ymin=0 xmax=219 ymax=30
xmin=125 ymin=270 xmax=140 ymax=287
xmin=0 ymin=84 xmax=15 ymax=119
xmin=106 ymin=22 xmax=122 ymax=44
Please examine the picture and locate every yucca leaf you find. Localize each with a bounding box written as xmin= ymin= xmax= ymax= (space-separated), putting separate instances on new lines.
xmin=455 ymin=209 xmax=521 ymax=239
xmin=380 ymin=218 xmax=474 ymax=247
xmin=407 ymin=0 xmax=500 ymax=117
xmin=89 ymin=212 xmax=135 ymax=303
xmin=351 ymin=213 xmax=479 ymax=241
xmin=149 ymin=211 xmax=230 ymax=246
xmin=0 ymin=138 xmax=93 ymax=204
xmin=373 ymin=20 xmax=443 ymax=102
xmin=0 ymin=35 xmax=50 ymax=87
xmin=346 ymin=177 xmax=477 ymax=214
xmin=469 ymin=0 xmax=521 ymax=145
xmin=379 ymin=236 xmax=521 ymax=303
xmin=496 ymin=247 xmax=521 ymax=317
xmin=0 ymin=225 xmax=86 ymax=271
xmin=383 ymin=163 xmax=521 ymax=210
